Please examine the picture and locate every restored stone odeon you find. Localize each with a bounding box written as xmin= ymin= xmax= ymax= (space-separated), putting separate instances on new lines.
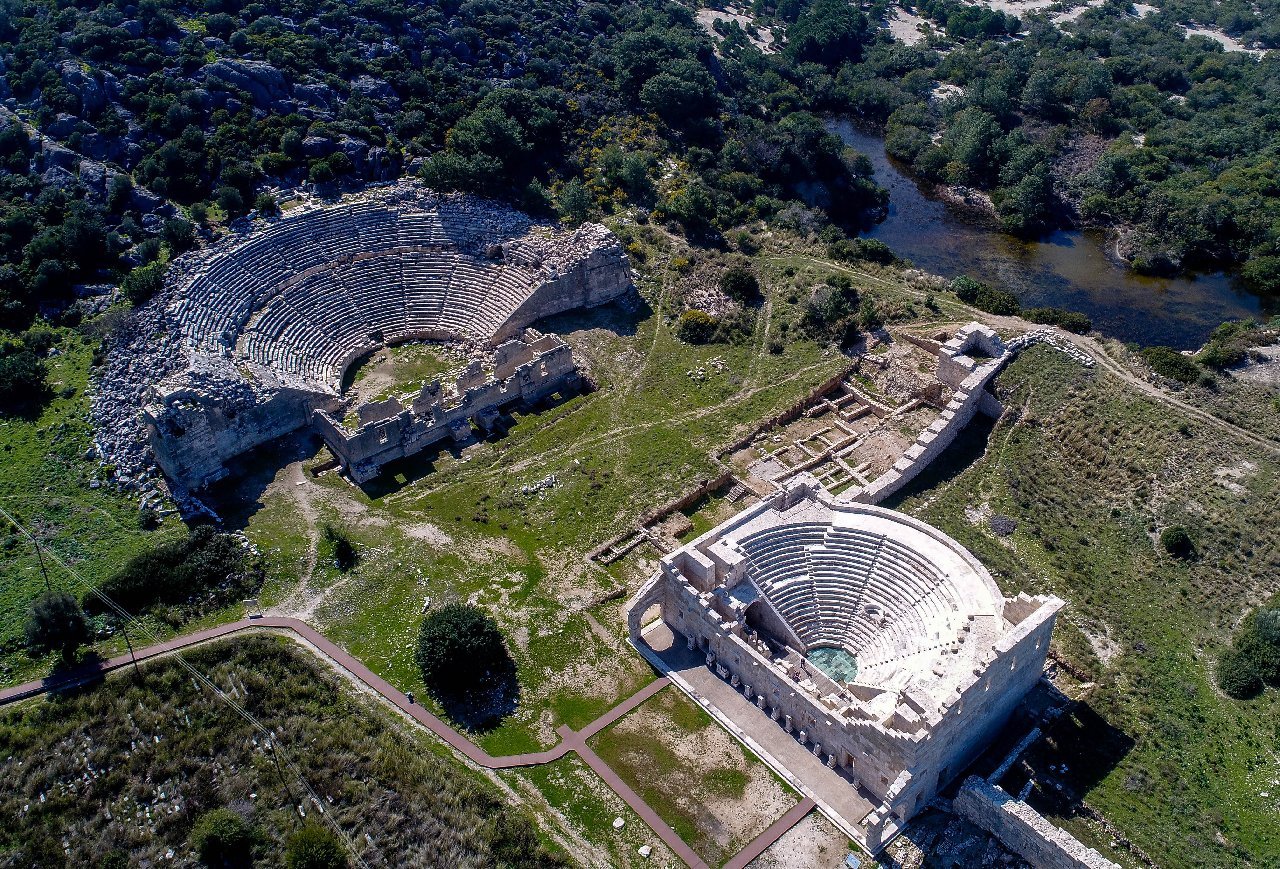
xmin=103 ymin=184 xmax=631 ymax=492
xmin=628 ymin=477 xmax=1062 ymax=850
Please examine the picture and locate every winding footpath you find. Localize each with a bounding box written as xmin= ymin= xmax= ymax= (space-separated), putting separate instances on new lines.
xmin=0 ymin=616 xmax=814 ymax=869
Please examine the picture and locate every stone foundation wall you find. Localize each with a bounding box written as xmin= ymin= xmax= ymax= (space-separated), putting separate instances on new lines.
xmin=315 ymin=336 xmax=579 ymax=482
xmin=954 ymin=777 xmax=1119 ymax=869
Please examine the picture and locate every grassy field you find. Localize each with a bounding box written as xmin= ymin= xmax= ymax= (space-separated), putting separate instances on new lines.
xmin=891 ymin=345 xmax=1280 ymax=868
xmin=0 ymin=634 xmax=563 ymax=868
xmin=218 ymin=249 xmax=859 ymax=755
xmin=588 ymin=686 xmax=798 ymax=867
xmin=0 ymin=329 xmax=187 ymax=685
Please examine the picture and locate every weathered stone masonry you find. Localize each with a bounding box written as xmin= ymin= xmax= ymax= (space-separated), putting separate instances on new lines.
xmin=93 ymin=184 xmax=632 ymax=495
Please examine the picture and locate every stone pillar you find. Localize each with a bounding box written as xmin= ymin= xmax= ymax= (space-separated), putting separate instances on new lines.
xmin=798 ymin=729 xmax=807 ymax=745
xmin=730 ymin=673 xmax=740 ymax=688
xmin=771 ymin=706 xmax=780 ymax=721
xmin=744 ymin=685 xmax=753 ymax=700
xmin=706 ymin=652 xmax=715 ymax=667
xmin=756 ymin=694 xmax=766 ymax=709
xmin=813 ymin=742 xmax=822 ymax=757
xmin=864 ymin=811 xmax=885 ymax=853
xmin=784 ymin=715 xmax=793 ymax=733
xmin=827 ymin=754 xmax=836 ymax=769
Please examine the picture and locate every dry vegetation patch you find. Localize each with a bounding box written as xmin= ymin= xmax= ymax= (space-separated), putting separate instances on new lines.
xmin=589 ymin=686 xmax=798 ymax=866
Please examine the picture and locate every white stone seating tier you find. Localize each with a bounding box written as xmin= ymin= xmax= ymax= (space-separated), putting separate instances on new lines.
xmin=731 ymin=504 xmax=1002 ymax=687
xmin=165 ymin=187 xmax=597 ymax=392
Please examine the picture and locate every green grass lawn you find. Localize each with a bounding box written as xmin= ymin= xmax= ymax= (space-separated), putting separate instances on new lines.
xmin=0 ymin=328 xmax=186 ymax=684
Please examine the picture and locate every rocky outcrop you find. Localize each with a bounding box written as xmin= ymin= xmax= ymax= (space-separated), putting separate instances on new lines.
xmin=202 ymin=59 xmax=290 ymax=108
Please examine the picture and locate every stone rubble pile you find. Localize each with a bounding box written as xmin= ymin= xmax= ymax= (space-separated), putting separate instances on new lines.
xmin=1005 ymin=328 xmax=1095 ymax=367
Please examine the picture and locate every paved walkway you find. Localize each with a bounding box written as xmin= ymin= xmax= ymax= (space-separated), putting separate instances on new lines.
xmin=0 ymin=616 xmax=816 ymax=868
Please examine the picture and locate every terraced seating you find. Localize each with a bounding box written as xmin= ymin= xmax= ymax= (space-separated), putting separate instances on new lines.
xmin=167 ymin=195 xmax=575 ymax=391
xmin=746 ymin=517 xmax=963 ymax=666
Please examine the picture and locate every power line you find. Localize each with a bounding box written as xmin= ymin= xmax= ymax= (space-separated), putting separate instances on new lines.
xmin=0 ymin=504 xmax=370 ymax=867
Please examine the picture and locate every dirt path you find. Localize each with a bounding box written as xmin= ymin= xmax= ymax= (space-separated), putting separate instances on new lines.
xmin=270 ymin=462 xmax=330 ymax=619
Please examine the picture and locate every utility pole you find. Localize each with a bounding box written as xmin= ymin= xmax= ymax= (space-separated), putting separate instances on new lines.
xmin=121 ymin=621 xmax=141 ymax=678
xmin=9 ymin=515 xmax=52 ymax=593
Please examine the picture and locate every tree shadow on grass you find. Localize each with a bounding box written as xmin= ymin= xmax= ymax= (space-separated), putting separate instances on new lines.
xmin=430 ymin=661 xmax=521 ymax=733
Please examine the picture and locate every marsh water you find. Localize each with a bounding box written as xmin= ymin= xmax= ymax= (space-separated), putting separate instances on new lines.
xmin=833 ymin=121 xmax=1272 ymax=348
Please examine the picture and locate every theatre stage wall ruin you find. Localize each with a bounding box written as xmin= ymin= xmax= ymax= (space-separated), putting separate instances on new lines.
xmin=91 ymin=184 xmax=632 ymax=497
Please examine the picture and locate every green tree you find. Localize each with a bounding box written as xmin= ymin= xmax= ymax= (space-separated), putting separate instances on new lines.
xmin=0 ymin=347 xmax=48 ymax=411
xmin=555 ymin=179 xmax=591 ymax=225
xmin=121 ymin=261 xmax=168 ymax=306
xmin=284 ymin=824 xmax=347 ymax=869
xmin=719 ymin=264 xmax=760 ymax=302
xmin=1159 ymin=526 xmax=1195 ymax=559
xmin=414 ymin=603 xmax=513 ymax=699
xmin=786 ymin=0 xmax=869 ymax=66
xmin=24 ymin=591 xmax=90 ymax=661
xmin=190 ymin=808 xmax=256 ymax=869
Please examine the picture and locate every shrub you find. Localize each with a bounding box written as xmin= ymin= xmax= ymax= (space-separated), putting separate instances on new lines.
xmin=24 ymin=591 xmax=90 ymax=661
xmin=1217 ymin=608 xmax=1280 ymax=699
xmin=1024 ymin=306 xmax=1092 ymax=334
xmin=253 ymin=192 xmax=280 ymax=216
xmin=1218 ymin=646 xmax=1263 ymax=699
xmin=675 ymin=310 xmax=717 ymax=344
xmin=285 ymin=823 xmax=347 ymax=869
xmin=415 ymin=603 xmax=514 ymax=699
xmin=827 ymin=237 xmax=897 ymax=266
xmin=121 ymin=261 xmax=168 ymax=306
xmin=719 ymin=264 xmax=760 ymax=302
xmin=1159 ymin=526 xmax=1195 ymax=559
xmin=0 ymin=345 xmax=48 ymax=411
xmin=1195 ymin=320 xmax=1263 ymax=370
xmin=951 ymin=276 xmax=1020 ymax=316
xmin=191 ymin=808 xmax=256 ymax=869
xmin=1139 ymin=346 xmax=1200 ymax=384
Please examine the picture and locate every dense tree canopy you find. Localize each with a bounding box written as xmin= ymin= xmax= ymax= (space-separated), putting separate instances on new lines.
xmin=414 ymin=603 xmax=514 ymax=700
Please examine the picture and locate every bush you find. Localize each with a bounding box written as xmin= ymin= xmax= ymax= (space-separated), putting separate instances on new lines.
xmin=1218 ymin=646 xmax=1263 ymax=699
xmin=719 ymin=264 xmax=760 ymax=303
xmin=322 ymin=524 xmax=357 ymax=572
xmin=253 ymin=192 xmax=280 ymax=216
xmin=951 ymin=276 xmax=1020 ymax=316
xmin=827 ymin=237 xmax=897 ymax=266
xmin=191 ymin=808 xmax=257 ymax=869
xmin=24 ymin=591 xmax=90 ymax=661
xmin=1196 ymin=320 xmax=1263 ymax=370
xmin=1218 ymin=608 xmax=1280 ymax=699
xmin=121 ymin=261 xmax=168 ymax=306
xmin=285 ymin=823 xmax=347 ymax=869
xmin=0 ymin=345 xmax=48 ymax=411
xmin=1024 ymin=306 xmax=1092 ymax=334
xmin=90 ymin=526 xmax=262 ymax=617
xmin=1139 ymin=346 xmax=1201 ymax=384
xmin=415 ymin=603 xmax=514 ymax=699
xmin=675 ymin=310 xmax=717 ymax=344
xmin=1159 ymin=525 xmax=1195 ymax=559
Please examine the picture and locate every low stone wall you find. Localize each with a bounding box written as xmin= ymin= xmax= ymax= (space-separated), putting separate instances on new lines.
xmin=954 ymin=776 xmax=1119 ymax=869
xmin=846 ymin=352 xmax=1008 ymax=505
